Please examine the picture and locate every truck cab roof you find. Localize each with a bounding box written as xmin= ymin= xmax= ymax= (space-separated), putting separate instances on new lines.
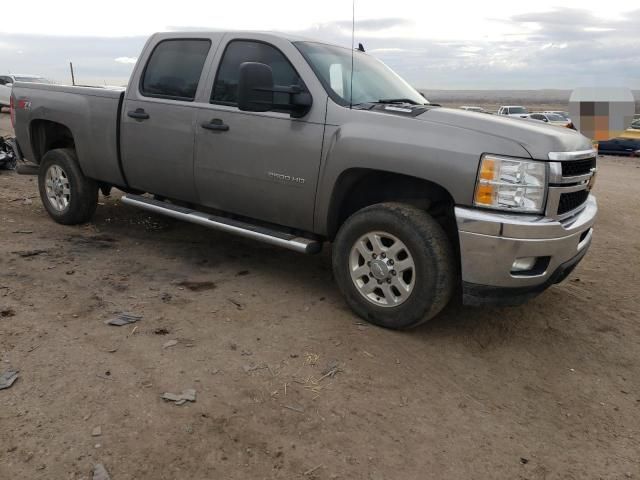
xmin=150 ymin=30 xmax=317 ymax=44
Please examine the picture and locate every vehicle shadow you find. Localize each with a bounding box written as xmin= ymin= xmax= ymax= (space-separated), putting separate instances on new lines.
xmin=90 ymin=197 xmax=580 ymax=344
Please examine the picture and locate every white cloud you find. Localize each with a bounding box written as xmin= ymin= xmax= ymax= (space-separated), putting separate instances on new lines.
xmin=368 ymin=48 xmax=407 ymax=53
xmin=115 ymin=57 xmax=137 ymax=64
xmin=0 ymin=1 xmax=638 ymax=89
xmin=1 ymin=0 xmax=638 ymax=39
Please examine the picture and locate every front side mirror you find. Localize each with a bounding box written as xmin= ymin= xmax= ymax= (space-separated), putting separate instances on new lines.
xmin=237 ymin=61 xmax=313 ymax=118
xmin=238 ymin=62 xmax=274 ymax=113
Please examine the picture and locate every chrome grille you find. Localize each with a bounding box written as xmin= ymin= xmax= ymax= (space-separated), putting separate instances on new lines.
xmin=562 ymin=157 xmax=596 ymax=177
xmin=558 ymin=190 xmax=590 ymax=215
xmin=547 ymin=153 xmax=597 ymax=219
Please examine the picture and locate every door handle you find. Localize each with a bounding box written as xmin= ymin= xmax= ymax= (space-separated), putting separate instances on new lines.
xmin=127 ymin=108 xmax=150 ymax=120
xmin=201 ymin=119 xmax=229 ymax=132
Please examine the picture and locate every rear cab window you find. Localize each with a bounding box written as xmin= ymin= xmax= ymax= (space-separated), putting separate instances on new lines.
xmin=211 ymin=40 xmax=305 ymax=111
xmin=141 ymin=39 xmax=211 ymax=101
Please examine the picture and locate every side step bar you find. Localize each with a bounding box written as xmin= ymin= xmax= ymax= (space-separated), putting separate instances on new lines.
xmin=120 ymin=194 xmax=322 ymax=254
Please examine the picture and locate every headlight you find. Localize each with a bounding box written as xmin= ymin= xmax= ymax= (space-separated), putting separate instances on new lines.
xmin=474 ymin=154 xmax=547 ymax=213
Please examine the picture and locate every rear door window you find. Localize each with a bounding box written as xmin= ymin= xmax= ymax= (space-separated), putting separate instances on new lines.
xmin=141 ymin=39 xmax=211 ymax=101
xmin=211 ymin=40 xmax=303 ymax=108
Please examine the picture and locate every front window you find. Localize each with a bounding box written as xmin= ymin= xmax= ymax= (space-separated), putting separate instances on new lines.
xmin=295 ymin=42 xmax=426 ymax=106
xmin=211 ymin=40 xmax=303 ymax=109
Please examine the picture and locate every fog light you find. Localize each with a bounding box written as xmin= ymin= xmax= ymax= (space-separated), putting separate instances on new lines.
xmin=511 ymin=257 xmax=537 ymax=273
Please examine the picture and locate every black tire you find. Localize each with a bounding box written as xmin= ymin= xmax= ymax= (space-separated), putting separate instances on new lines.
xmin=38 ymin=148 xmax=98 ymax=225
xmin=332 ymin=202 xmax=456 ymax=329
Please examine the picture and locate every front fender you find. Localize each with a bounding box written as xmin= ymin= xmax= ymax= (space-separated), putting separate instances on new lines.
xmin=313 ymin=103 xmax=531 ymax=236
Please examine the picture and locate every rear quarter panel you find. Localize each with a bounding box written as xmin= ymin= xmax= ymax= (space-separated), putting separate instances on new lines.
xmin=13 ymin=83 xmax=125 ymax=185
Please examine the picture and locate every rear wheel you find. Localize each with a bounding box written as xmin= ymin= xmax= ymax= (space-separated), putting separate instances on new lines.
xmin=332 ymin=203 xmax=455 ymax=329
xmin=38 ymin=148 xmax=98 ymax=225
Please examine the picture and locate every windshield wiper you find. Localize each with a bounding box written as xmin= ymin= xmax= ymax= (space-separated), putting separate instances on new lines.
xmin=376 ymin=98 xmax=421 ymax=105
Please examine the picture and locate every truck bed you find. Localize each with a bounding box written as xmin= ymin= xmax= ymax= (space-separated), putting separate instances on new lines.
xmin=12 ymin=82 xmax=126 ymax=186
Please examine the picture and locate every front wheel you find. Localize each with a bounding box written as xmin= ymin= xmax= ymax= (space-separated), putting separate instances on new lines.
xmin=38 ymin=148 xmax=98 ymax=225
xmin=332 ymin=203 xmax=456 ymax=329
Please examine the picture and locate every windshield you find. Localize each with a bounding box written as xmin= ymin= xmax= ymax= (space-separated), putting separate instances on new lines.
xmin=14 ymin=76 xmax=50 ymax=84
xmin=509 ymin=107 xmax=528 ymax=114
xmin=295 ymin=42 xmax=426 ymax=106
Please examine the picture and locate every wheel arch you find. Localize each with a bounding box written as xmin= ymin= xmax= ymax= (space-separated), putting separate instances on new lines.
xmin=29 ymin=119 xmax=76 ymax=164
xmin=326 ymin=168 xmax=457 ymax=241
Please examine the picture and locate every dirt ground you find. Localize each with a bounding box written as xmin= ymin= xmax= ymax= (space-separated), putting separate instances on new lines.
xmin=1 ymin=111 xmax=639 ymax=480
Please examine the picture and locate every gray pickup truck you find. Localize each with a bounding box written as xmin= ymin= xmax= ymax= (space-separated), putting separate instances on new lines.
xmin=10 ymin=31 xmax=598 ymax=329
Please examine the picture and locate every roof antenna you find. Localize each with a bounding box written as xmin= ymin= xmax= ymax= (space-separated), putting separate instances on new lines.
xmin=349 ymin=0 xmax=355 ymax=110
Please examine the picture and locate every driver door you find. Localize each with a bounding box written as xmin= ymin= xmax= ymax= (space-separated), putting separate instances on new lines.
xmin=193 ymin=36 xmax=327 ymax=231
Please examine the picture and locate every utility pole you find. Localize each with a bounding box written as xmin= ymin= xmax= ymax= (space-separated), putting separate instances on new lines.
xmin=69 ymin=62 xmax=76 ymax=86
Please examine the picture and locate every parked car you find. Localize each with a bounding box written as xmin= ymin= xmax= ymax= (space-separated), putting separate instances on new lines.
xmin=10 ymin=31 xmax=597 ymax=329
xmin=460 ymin=106 xmax=488 ymax=114
xmin=621 ymin=119 xmax=640 ymax=139
xmin=0 ymin=75 xmax=51 ymax=106
xmin=598 ymin=137 xmax=640 ymax=156
xmin=543 ymin=111 xmax=572 ymax=122
xmin=497 ymin=105 xmax=530 ymax=118
xmin=529 ymin=113 xmax=575 ymax=129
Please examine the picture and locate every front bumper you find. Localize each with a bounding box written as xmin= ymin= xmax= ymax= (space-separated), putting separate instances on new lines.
xmin=456 ymin=195 xmax=597 ymax=305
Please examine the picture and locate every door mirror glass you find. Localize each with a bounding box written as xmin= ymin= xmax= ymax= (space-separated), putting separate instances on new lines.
xmin=237 ymin=62 xmax=274 ymax=112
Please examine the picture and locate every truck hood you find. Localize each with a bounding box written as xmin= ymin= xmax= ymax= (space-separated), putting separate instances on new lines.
xmin=417 ymin=108 xmax=593 ymax=160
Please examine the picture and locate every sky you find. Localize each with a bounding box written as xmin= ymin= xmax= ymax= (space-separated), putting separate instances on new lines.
xmin=1 ymin=0 xmax=639 ymax=89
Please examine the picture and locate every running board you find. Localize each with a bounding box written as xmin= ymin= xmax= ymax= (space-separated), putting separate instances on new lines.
xmin=120 ymin=194 xmax=322 ymax=254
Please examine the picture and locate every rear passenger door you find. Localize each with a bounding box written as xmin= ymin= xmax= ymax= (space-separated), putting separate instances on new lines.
xmin=121 ymin=35 xmax=222 ymax=201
